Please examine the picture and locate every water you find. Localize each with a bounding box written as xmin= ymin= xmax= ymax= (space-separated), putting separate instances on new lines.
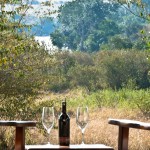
xmin=34 ymin=36 xmax=58 ymax=52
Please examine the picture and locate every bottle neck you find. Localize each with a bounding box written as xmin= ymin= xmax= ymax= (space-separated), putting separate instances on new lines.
xmin=62 ymin=101 xmax=66 ymax=114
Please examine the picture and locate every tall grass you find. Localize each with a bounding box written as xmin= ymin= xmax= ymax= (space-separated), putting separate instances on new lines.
xmin=0 ymin=88 xmax=150 ymax=149
xmin=63 ymin=88 xmax=150 ymax=116
xmin=33 ymin=88 xmax=150 ymax=150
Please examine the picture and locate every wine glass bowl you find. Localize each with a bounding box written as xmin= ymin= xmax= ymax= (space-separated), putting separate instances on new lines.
xmin=76 ymin=106 xmax=88 ymax=144
xmin=42 ymin=107 xmax=54 ymax=144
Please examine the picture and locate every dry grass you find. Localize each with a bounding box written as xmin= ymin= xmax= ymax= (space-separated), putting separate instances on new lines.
xmin=29 ymin=108 xmax=150 ymax=150
xmin=1 ymin=89 xmax=149 ymax=150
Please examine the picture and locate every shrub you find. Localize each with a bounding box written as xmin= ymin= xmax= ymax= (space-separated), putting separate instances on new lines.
xmin=0 ymin=30 xmax=52 ymax=120
xmin=94 ymin=50 xmax=150 ymax=89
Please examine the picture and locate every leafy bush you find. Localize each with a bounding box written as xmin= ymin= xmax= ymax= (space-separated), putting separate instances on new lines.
xmin=134 ymin=89 xmax=150 ymax=117
xmin=46 ymin=51 xmax=95 ymax=91
xmin=0 ymin=30 xmax=53 ymax=120
xmin=45 ymin=50 xmax=150 ymax=92
xmin=68 ymin=64 xmax=104 ymax=91
xmin=94 ymin=50 xmax=150 ymax=89
xmin=101 ymin=35 xmax=133 ymax=50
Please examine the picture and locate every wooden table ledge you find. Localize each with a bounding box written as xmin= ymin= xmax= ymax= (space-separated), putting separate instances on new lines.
xmin=0 ymin=120 xmax=36 ymax=150
xmin=108 ymin=118 xmax=150 ymax=150
xmin=0 ymin=120 xmax=36 ymax=127
xmin=108 ymin=118 xmax=150 ymax=130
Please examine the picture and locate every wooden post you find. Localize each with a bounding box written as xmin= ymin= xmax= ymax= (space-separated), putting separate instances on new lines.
xmin=108 ymin=119 xmax=150 ymax=150
xmin=15 ymin=127 xmax=25 ymax=150
xmin=118 ymin=127 xmax=129 ymax=150
xmin=0 ymin=121 xmax=36 ymax=150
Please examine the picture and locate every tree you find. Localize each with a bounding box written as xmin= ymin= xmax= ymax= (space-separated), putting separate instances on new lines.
xmin=101 ymin=34 xmax=133 ymax=50
xmin=51 ymin=0 xmax=119 ymax=52
xmin=84 ymin=19 xmax=121 ymax=52
xmin=0 ymin=27 xmax=54 ymax=119
xmin=116 ymin=0 xmax=150 ymax=69
xmin=116 ymin=0 xmax=150 ymax=19
xmin=0 ymin=0 xmax=55 ymax=119
xmin=115 ymin=0 xmax=150 ymax=45
xmin=94 ymin=50 xmax=150 ymax=89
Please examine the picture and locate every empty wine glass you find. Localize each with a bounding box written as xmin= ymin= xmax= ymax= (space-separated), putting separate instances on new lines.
xmin=42 ymin=107 xmax=54 ymax=144
xmin=76 ymin=106 xmax=88 ymax=144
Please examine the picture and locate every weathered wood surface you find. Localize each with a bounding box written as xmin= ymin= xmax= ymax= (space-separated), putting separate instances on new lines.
xmin=108 ymin=119 xmax=150 ymax=130
xmin=0 ymin=120 xmax=36 ymax=150
xmin=108 ymin=118 xmax=150 ymax=150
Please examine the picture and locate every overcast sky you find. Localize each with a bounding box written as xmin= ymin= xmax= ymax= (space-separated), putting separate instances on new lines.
xmin=4 ymin=0 xmax=72 ymax=17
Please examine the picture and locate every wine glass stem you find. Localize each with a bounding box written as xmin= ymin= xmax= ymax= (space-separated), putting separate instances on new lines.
xmin=48 ymin=134 xmax=50 ymax=144
xmin=82 ymin=131 xmax=84 ymax=144
xmin=48 ymin=131 xmax=51 ymax=144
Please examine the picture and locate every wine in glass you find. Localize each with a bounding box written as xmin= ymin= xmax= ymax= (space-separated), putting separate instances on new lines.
xmin=42 ymin=107 xmax=54 ymax=144
xmin=76 ymin=106 xmax=88 ymax=144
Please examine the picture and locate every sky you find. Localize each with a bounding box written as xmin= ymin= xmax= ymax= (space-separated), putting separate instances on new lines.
xmin=4 ymin=0 xmax=72 ymax=20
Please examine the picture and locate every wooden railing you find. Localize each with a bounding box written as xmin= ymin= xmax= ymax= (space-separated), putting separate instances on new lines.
xmin=2 ymin=119 xmax=149 ymax=150
xmin=0 ymin=121 xmax=36 ymax=150
xmin=108 ymin=119 xmax=150 ymax=150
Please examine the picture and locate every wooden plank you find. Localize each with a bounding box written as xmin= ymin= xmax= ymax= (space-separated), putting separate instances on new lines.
xmin=108 ymin=118 xmax=150 ymax=150
xmin=108 ymin=119 xmax=150 ymax=130
xmin=15 ymin=127 xmax=25 ymax=150
xmin=118 ymin=127 xmax=129 ymax=150
xmin=0 ymin=121 xmax=36 ymax=127
xmin=0 ymin=121 xmax=36 ymax=150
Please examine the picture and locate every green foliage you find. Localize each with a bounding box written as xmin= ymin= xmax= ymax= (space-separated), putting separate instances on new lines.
xmin=116 ymin=0 xmax=150 ymax=54
xmin=101 ymin=35 xmax=133 ymax=50
xmin=0 ymin=0 xmax=150 ymax=147
xmin=134 ymin=89 xmax=150 ymax=117
xmin=45 ymin=51 xmax=76 ymax=92
xmin=0 ymin=0 xmax=59 ymax=120
xmin=95 ymin=50 xmax=150 ymax=89
xmin=117 ymin=0 xmax=150 ymax=20
xmin=85 ymin=19 xmax=121 ymax=52
xmin=0 ymin=10 xmax=54 ymax=120
xmin=43 ymin=50 xmax=150 ymax=92
xmin=51 ymin=0 xmax=119 ymax=52
xmin=46 ymin=51 xmax=96 ymax=92
xmin=0 ymin=1 xmax=57 ymax=148
xmin=68 ymin=64 xmax=103 ymax=91
xmin=62 ymin=88 xmax=150 ymax=118
xmin=50 ymin=0 xmax=150 ymax=52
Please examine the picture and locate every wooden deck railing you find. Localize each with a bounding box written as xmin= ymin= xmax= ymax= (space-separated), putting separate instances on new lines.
xmin=108 ymin=119 xmax=150 ymax=150
xmin=0 ymin=121 xmax=36 ymax=150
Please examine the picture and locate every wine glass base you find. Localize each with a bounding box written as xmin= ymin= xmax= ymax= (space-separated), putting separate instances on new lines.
xmin=46 ymin=142 xmax=52 ymax=145
xmin=81 ymin=142 xmax=85 ymax=145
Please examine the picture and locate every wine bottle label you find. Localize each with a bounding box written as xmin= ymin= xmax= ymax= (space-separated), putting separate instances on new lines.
xmin=59 ymin=137 xmax=70 ymax=146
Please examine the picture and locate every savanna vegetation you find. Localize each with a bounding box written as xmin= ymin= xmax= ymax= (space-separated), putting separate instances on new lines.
xmin=0 ymin=0 xmax=150 ymax=149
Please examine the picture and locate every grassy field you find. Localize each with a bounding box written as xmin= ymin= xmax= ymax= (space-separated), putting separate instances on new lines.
xmin=27 ymin=108 xmax=150 ymax=150
xmin=26 ymin=88 xmax=150 ymax=150
xmin=1 ymin=88 xmax=150 ymax=150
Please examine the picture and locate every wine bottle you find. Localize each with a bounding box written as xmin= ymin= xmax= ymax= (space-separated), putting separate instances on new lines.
xmin=58 ymin=100 xmax=70 ymax=146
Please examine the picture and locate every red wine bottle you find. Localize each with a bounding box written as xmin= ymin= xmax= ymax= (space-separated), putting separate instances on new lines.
xmin=58 ymin=100 xmax=70 ymax=146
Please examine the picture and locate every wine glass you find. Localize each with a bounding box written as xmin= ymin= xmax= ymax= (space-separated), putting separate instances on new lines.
xmin=42 ymin=107 xmax=54 ymax=144
xmin=76 ymin=106 xmax=88 ymax=145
